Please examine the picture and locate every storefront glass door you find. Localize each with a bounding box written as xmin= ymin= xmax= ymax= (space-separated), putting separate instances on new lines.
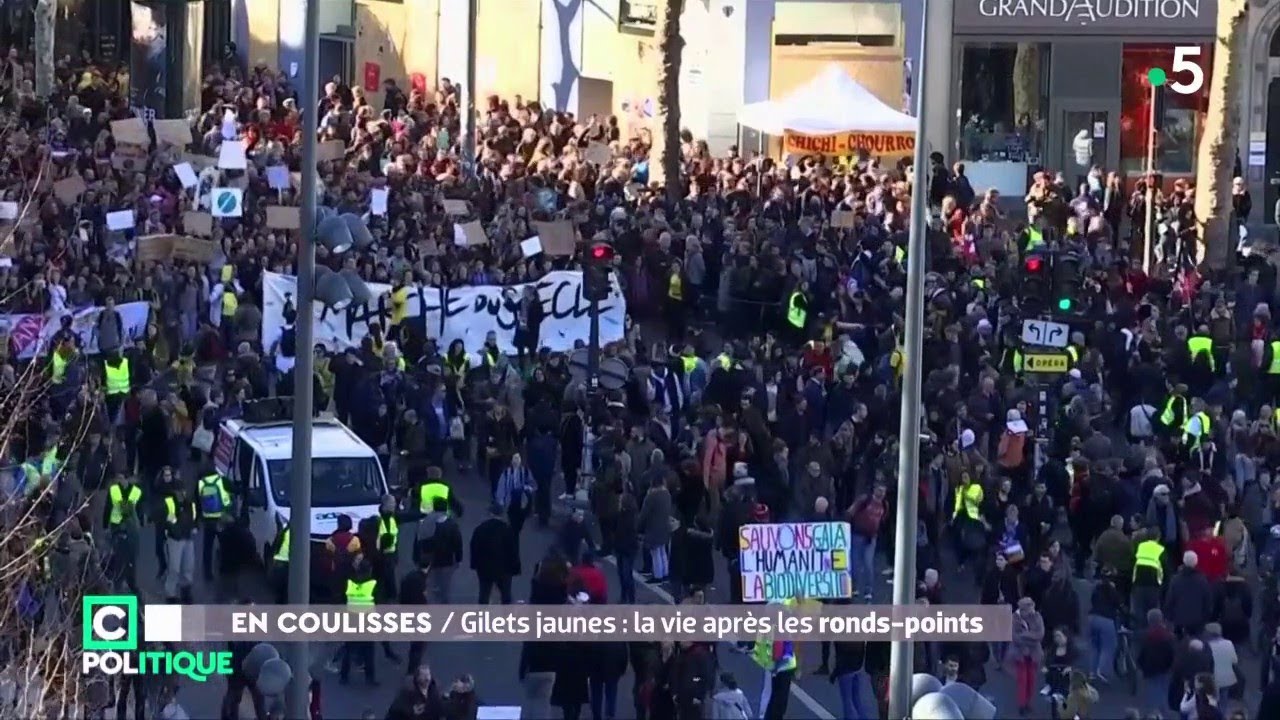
xmin=1061 ymin=110 xmax=1109 ymax=192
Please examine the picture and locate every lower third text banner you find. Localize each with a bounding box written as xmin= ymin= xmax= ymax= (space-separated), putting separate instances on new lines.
xmin=128 ymin=604 xmax=1011 ymax=643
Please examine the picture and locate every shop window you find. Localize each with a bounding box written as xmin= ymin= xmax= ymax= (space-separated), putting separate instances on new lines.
xmin=957 ymin=42 xmax=1050 ymax=163
xmin=1120 ymin=44 xmax=1211 ymax=175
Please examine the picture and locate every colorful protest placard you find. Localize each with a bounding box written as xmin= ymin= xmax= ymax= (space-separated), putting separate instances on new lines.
xmin=737 ymin=522 xmax=852 ymax=603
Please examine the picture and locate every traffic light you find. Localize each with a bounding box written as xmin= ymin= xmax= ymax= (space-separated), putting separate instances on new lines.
xmin=1021 ymin=254 xmax=1050 ymax=311
xmin=1052 ymin=252 xmax=1083 ymax=314
xmin=583 ymin=242 xmax=615 ymax=302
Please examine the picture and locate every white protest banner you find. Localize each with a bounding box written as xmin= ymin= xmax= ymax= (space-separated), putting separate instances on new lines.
xmin=0 ymin=302 xmax=150 ymax=359
xmin=737 ymin=522 xmax=853 ymax=603
xmin=261 ymin=271 xmax=625 ymax=355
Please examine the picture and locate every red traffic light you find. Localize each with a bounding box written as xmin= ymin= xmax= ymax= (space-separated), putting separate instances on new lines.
xmin=589 ymin=243 xmax=614 ymax=262
xmin=1025 ymin=257 xmax=1043 ymax=273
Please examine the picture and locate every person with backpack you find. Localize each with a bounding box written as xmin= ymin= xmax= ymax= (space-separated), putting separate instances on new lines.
xmin=846 ymin=483 xmax=888 ymax=601
xmin=710 ymin=673 xmax=751 ymax=720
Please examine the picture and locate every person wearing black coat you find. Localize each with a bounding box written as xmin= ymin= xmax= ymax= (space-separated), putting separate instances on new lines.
xmin=470 ymin=503 xmax=520 ymax=604
xmin=587 ymin=640 xmax=629 ymax=720
xmin=1168 ymin=638 xmax=1214 ymax=713
xmin=220 ymin=633 xmax=267 ymax=720
xmin=552 ymin=624 xmax=591 ymax=720
xmin=521 ymin=557 xmax=568 ymax=719
xmin=671 ymin=641 xmax=715 ymax=719
xmin=385 ymin=668 xmax=444 ymax=720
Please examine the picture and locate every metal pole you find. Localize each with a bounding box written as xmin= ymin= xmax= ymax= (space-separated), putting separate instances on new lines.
xmin=285 ymin=0 xmax=320 ymax=717
xmin=464 ymin=0 xmax=479 ymax=177
xmin=587 ymin=298 xmax=600 ymax=389
xmin=888 ymin=0 xmax=937 ymax=715
xmin=1143 ymin=82 xmax=1158 ymax=275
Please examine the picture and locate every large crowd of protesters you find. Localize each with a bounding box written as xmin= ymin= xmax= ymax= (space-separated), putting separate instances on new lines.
xmin=0 ymin=38 xmax=1280 ymax=720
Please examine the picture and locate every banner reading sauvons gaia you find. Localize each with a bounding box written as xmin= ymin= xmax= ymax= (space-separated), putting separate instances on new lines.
xmin=783 ymin=131 xmax=916 ymax=159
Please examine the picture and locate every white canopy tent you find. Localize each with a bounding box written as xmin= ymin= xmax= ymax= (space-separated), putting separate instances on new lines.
xmin=737 ymin=64 xmax=916 ymax=136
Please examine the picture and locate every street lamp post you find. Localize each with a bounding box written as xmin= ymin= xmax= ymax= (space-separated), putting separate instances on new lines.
xmin=888 ymin=0 xmax=940 ymax=716
xmin=285 ymin=0 xmax=321 ymax=717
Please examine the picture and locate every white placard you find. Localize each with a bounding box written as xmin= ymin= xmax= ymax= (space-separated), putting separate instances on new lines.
xmin=174 ymin=162 xmax=199 ymax=189
xmin=266 ymin=165 xmax=290 ymax=190
xmin=0 ymin=301 xmax=150 ymax=359
xmin=453 ymin=223 xmax=468 ymax=246
xmin=0 ymin=201 xmax=17 ymax=220
xmin=476 ymin=709 xmax=521 ymax=720
xmin=220 ymin=109 xmax=237 ymax=141
xmin=520 ymin=236 xmax=543 ymax=258
xmin=261 ymin=270 xmax=626 ymax=355
xmin=106 ymin=210 xmax=136 ymax=231
xmin=210 ymin=188 xmax=244 ymax=218
xmin=370 ymin=188 xmax=389 ymax=216
xmin=218 ymin=140 xmax=247 ymax=170
xmin=1021 ymin=318 xmax=1070 ymax=348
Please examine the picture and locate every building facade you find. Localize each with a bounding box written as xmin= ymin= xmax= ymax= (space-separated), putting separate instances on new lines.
xmin=233 ymin=0 xmax=909 ymax=157
xmin=919 ymin=0 xmax=1219 ymax=200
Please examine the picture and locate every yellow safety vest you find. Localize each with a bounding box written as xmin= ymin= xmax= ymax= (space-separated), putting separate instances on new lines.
xmin=1269 ymin=341 xmax=1280 ymax=374
xmin=1159 ymin=396 xmax=1187 ymax=427
xmin=163 ymin=497 xmax=196 ymax=525
xmin=419 ymin=482 xmax=450 ymax=515
xmin=786 ymin=292 xmax=806 ymax=329
xmin=668 ymin=273 xmax=683 ymax=301
xmin=1132 ymin=539 xmax=1164 ymax=585
xmin=274 ymin=528 xmax=291 ymax=563
xmin=1182 ymin=411 xmax=1212 ymax=448
xmin=752 ymin=598 xmax=798 ymax=671
xmin=222 ymin=290 xmax=238 ymax=317
xmin=1066 ymin=346 xmax=1080 ymax=365
xmin=483 ymin=348 xmax=499 ymax=368
xmin=894 ymin=246 xmax=906 ymax=264
xmin=40 ymin=448 xmax=59 ymax=477
xmin=1025 ymin=226 xmax=1045 ymax=251
xmin=972 ymin=277 xmax=986 ymax=290
xmin=346 ymin=579 xmax=377 ymax=606
xmin=108 ymin=483 xmax=142 ymax=526
xmin=19 ymin=462 xmax=41 ymax=496
xmin=50 ymin=352 xmax=68 ymax=383
xmin=1187 ymin=336 xmax=1215 ymax=372
xmin=104 ymin=359 xmax=130 ymax=396
xmin=378 ymin=516 xmax=399 ymax=553
xmin=198 ymin=474 xmax=231 ymax=518
xmin=1006 ymin=349 xmax=1024 ymax=373
xmin=390 ymin=286 xmax=409 ymax=325
xmin=680 ymin=355 xmax=697 ymax=375
xmin=714 ymin=353 xmax=733 ymax=371
xmin=446 ymin=355 xmax=469 ymax=377
xmin=953 ymin=482 xmax=984 ymax=521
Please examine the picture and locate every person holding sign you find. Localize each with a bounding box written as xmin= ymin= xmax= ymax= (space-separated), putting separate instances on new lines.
xmin=753 ymin=596 xmax=798 ymax=720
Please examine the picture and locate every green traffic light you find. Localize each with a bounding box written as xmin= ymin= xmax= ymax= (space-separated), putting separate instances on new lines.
xmin=1057 ymin=298 xmax=1073 ymax=311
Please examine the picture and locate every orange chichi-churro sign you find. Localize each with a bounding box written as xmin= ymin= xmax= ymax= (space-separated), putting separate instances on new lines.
xmin=783 ymin=131 xmax=915 ymax=158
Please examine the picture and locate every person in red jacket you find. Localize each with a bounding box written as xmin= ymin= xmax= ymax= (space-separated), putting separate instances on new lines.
xmin=569 ymin=548 xmax=609 ymax=604
xmin=1185 ymin=525 xmax=1229 ymax=583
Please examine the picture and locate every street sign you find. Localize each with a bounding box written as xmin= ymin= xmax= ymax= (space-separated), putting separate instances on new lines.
xmin=1021 ymin=319 xmax=1069 ymax=348
xmin=1024 ymin=352 xmax=1070 ymax=373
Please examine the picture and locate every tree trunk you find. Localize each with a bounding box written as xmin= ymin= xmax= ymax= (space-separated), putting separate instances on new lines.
xmin=1011 ymin=43 xmax=1040 ymax=125
xmin=1194 ymin=0 xmax=1247 ymax=270
xmin=34 ymin=0 xmax=57 ymax=99
xmin=648 ymin=0 xmax=685 ymax=204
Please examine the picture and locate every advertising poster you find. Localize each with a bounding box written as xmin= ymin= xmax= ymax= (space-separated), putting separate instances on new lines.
xmin=129 ymin=1 xmax=167 ymax=118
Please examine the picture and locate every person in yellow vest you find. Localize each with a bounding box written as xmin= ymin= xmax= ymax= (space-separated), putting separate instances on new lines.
xmin=754 ymin=597 xmax=799 ymax=719
xmin=105 ymin=472 xmax=142 ymax=531
xmin=102 ymin=350 xmax=132 ymax=421
xmin=48 ymin=339 xmax=75 ymax=385
xmin=666 ymin=259 xmax=686 ymax=343
xmin=712 ymin=343 xmax=735 ymax=372
xmin=785 ymin=286 xmax=809 ymax=345
xmin=1182 ymin=399 xmax=1213 ymax=454
xmin=18 ymin=455 xmax=43 ymax=499
xmin=162 ymin=484 xmax=199 ymax=603
xmin=197 ymin=472 xmax=232 ymax=582
xmin=219 ymin=287 xmax=240 ymax=349
xmin=270 ymin=524 xmax=292 ymax=604
xmin=1130 ymin=529 xmax=1166 ymax=626
xmin=1265 ymin=338 xmax=1280 ymax=400
xmin=479 ymin=331 xmax=502 ymax=370
xmin=388 ymin=275 xmax=411 ymax=342
xmin=952 ymin=470 xmax=986 ymax=571
xmin=1158 ymin=384 xmax=1189 ymax=435
xmin=1002 ymin=346 xmax=1025 ymax=374
xmin=1024 ymin=224 xmax=1046 ymax=252
xmin=417 ymin=466 xmax=463 ymax=517
xmin=341 ymin=557 xmax=379 ymax=685
xmin=1186 ymin=325 xmax=1216 ymax=374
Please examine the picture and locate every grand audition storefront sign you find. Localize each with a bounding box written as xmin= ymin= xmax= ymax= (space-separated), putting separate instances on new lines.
xmin=784 ymin=131 xmax=916 ymax=158
xmin=953 ymin=0 xmax=1217 ymax=35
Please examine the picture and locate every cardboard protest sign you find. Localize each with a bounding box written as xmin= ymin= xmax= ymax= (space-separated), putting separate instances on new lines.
xmin=532 ymin=220 xmax=576 ymax=256
xmin=183 ymin=153 xmax=219 ymax=170
xmin=111 ymin=144 xmax=148 ymax=172
xmin=584 ymin=143 xmax=612 ymax=166
xmin=418 ymin=239 xmax=442 ymax=256
xmin=316 ymin=140 xmax=345 ymax=162
xmin=135 ymin=234 xmax=177 ymax=263
xmin=831 ymin=210 xmax=857 ymax=228
xmin=266 ymin=206 xmax=301 ymax=230
xmin=173 ymin=162 xmax=199 ymax=189
xmin=452 ymin=221 xmax=488 ymax=247
xmin=218 ymin=140 xmax=247 ymax=170
xmin=442 ymin=199 xmax=469 ymax=216
xmin=153 ymin=119 xmax=193 ymax=147
xmin=110 ymin=118 xmax=149 ymax=146
xmin=183 ymin=211 xmax=214 ymax=237
xmin=170 ymin=236 xmax=220 ymax=263
xmin=53 ymin=175 xmax=88 ymax=204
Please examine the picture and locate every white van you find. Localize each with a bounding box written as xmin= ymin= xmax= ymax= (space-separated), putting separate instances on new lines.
xmin=212 ymin=416 xmax=389 ymax=564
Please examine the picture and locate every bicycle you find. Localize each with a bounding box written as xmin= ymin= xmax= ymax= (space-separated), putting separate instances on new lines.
xmin=1114 ymin=621 xmax=1138 ymax=696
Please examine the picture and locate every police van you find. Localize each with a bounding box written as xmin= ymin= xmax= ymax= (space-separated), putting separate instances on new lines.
xmin=212 ymin=401 xmax=389 ymax=565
